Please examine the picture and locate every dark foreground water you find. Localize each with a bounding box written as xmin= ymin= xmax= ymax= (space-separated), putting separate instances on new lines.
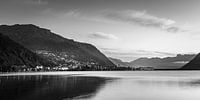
xmin=1 ymin=71 xmax=200 ymax=100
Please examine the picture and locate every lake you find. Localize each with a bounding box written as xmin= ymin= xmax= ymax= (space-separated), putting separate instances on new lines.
xmin=1 ymin=71 xmax=200 ymax=100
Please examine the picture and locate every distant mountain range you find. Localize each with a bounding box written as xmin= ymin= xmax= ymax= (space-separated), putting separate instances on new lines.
xmin=109 ymin=54 xmax=196 ymax=69
xmin=180 ymin=53 xmax=200 ymax=70
xmin=0 ymin=24 xmax=115 ymax=69
xmin=130 ymin=54 xmax=195 ymax=69
xmin=0 ymin=33 xmax=53 ymax=72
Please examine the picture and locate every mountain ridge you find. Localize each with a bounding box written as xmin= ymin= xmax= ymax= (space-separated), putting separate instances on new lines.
xmin=109 ymin=54 xmax=195 ymax=69
xmin=0 ymin=24 xmax=115 ymax=68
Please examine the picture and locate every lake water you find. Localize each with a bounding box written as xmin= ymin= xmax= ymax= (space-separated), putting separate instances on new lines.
xmin=1 ymin=71 xmax=200 ymax=100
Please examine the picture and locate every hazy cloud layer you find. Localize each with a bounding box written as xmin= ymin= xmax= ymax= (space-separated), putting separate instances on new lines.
xmin=102 ymin=10 xmax=180 ymax=33
xmin=63 ymin=9 xmax=192 ymax=33
xmin=89 ymin=32 xmax=118 ymax=40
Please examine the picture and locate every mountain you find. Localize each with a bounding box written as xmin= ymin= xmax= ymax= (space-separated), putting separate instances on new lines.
xmin=180 ymin=53 xmax=200 ymax=70
xmin=108 ymin=57 xmax=130 ymax=67
xmin=0 ymin=24 xmax=115 ymax=68
xmin=130 ymin=54 xmax=195 ymax=69
xmin=0 ymin=33 xmax=53 ymax=72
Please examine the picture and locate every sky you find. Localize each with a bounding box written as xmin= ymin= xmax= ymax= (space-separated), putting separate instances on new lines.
xmin=1 ymin=0 xmax=200 ymax=61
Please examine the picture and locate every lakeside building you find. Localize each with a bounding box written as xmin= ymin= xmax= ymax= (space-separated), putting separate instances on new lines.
xmin=136 ymin=67 xmax=154 ymax=71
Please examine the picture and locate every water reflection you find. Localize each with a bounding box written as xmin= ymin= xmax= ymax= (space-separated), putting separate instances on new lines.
xmin=125 ymin=78 xmax=200 ymax=89
xmin=1 ymin=72 xmax=200 ymax=100
xmin=0 ymin=75 xmax=114 ymax=100
xmin=85 ymin=76 xmax=200 ymax=100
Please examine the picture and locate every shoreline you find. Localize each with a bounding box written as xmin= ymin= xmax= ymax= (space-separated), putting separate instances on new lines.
xmin=1 ymin=70 xmax=200 ymax=77
xmin=0 ymin=71 xmax=88 ymax=76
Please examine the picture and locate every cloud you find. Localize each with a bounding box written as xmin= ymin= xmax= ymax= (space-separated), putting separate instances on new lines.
xmin=65 ymin=10 xmax=81 ymax=17
xmin=173 ymin=61 xmax=189 ymax=64
xmin=24 ymin=0 xmax=48 ymax=5
xmin=64 ymin=10 xmax=194 ymax=33
xmin=37 ymin=0 xmax=47 ymax=5
xmin=89 ymin=32 xmax=118 ymax=40
xmin=45 ymin=9 xmax=188 ymax=33
xmin=166 ymin=27 xmax=179 ymax=33
xmin=102 ymin=10 xmax=180 ymax=33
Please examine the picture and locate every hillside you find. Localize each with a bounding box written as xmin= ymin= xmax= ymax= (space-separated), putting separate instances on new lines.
xmin=180 ymin=53 xmax=200 ymax=70
xmin=0 ymin=24 xmax=115 ymax=68
xmin=0 ymin=33 xmax=53 ymax=72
